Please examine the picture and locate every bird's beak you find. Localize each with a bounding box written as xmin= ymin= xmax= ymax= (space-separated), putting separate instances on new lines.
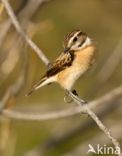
xmin=64 ymin=47 xmax=70 ymax=53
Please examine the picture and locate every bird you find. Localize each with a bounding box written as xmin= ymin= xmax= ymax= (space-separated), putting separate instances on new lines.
xmin=26 ymin=29 xmax=97 ymax=96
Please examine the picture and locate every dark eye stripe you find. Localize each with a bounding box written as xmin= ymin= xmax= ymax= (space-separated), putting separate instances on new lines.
xmin=73 ymin=37 xmax=77 ymax=42
xmin=78 ymin=39 xmax=86 ymax=47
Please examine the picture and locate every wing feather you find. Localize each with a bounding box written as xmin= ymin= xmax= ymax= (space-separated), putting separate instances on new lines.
xmin=46 ymin=52 xmax=74 ymax=77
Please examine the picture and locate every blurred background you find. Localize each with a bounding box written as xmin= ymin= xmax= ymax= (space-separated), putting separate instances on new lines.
xmin=0 ymin=0 xmax=122 ymax=156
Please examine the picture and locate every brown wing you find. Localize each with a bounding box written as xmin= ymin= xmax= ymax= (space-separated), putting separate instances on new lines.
xmin=46 ymin=52 xmax=74 ymax=77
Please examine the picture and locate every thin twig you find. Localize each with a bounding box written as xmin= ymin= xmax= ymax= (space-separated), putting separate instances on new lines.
xmin=1 ymin=85 xmax=122 ymax=154
xmin=1 ymin=0 xmax=50 ymax=66
xmin=19 ymin=0 xmax=51 ymax=20
xmin=22 ymin=101 xmax=122 ymax=156
xmin=0 ymin=0 xmax=48 ymax=47
xmin=66 ymin=125 xmax=122 ymax=156
xmin=86 ymin=106 xmax=120 ymax=149
xmin=68 ymin=91 xmax=121 ymax=152
xmin=1 ymin=85 xmax=122 ymax=121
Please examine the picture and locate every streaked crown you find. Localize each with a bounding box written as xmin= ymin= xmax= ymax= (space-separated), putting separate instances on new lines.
xmin=63 ymin=29 xmax=92 ymax=52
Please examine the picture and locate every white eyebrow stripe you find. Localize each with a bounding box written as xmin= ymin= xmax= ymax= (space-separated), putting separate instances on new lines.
xmin=81 ymin=37 xmax=92 ymax=48
xmin=67 ymin=31 xmax=81 ymax=47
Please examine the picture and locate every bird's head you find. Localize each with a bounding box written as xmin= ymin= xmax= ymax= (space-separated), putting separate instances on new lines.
xmin=63 ymin=30 xmax=93 ymax=52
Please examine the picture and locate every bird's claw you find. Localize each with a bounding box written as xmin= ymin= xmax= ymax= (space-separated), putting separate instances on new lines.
xmin=64 ymin=89 xmax=79 ymax=103
xmin=64 ymin=91 xmax=73 ymax=103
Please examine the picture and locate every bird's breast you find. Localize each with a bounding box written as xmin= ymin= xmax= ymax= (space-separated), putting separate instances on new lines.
xmin=73 ymin=45 xmax=96 ymax=69
xmin=57 ymin=45 xmax=97 ymax=90
xmin=57 ymin=66 xmax=85 ymax=90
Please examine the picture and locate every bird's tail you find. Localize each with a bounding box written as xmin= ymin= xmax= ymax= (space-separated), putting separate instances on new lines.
xmin=26 ymin=75 xmax=56 ymax=96
xmin=26 ymin=76 xmax=47 ymax=96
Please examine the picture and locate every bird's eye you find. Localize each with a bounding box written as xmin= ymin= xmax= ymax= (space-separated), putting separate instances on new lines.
xmin=73 ymin=37 xmax=77 ymax=42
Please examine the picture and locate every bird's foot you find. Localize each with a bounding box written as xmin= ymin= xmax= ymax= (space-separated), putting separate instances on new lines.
xmin=64 ymin=89 xmax=79 ymax=103
xmin=64 ymin=89 xmax=87 ymax=104
xmin=64 ymin=90 xmax=73 ymax=103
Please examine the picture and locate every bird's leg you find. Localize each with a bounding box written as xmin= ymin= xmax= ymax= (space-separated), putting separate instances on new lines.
xmin=64 ymin=89 xmax=79 ymax=103
xmin=71 ymin=89 xmax=87 ymax=104
xmin=64 ymin=89 xmax=87 ymax=104
xmin=64 ymin=90 xmax=73 ymax=103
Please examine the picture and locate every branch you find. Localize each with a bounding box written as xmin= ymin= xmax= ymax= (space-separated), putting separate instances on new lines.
xmin=19 ymin=0 xmax=51 ymax=20
xmin=1 ymin=85 xmax=122 ymax=152
xmin=66 ymin=125 xmax=122 ymax=156
xmin=0 ymin=0 xmax=50 ymax=47
xmin=1 ymin=85 xmax=122 ymax=120
xmin=1 ymin=0 xmax=50 ymax=66
xmin=68 ymin=91 xmax=121 ymax=152
xmin=23 ymin=124 xmax=122 ymax=156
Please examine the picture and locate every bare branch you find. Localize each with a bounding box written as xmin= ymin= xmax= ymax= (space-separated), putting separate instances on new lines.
xmin=1 ymin=0 xmax=50 ymax=66
xmin=1 ymin=85 xmax=122 ymax=120
xmin=22 ymin=101 xmax=122 ymax=156
xmin=66 ymin=125 xmax=122 ymax=156
xmin=86 ymin=106 xmax=120 ymax=150
xmin=0 ymin=0 xmax=49 ymax=47
xmin=19 ymin=0 xmax=51 ymax=20
xmin=1 ymin=85 xmax=121 ymax=154
xmin=68 ymin=91 xmax=121 ymax=152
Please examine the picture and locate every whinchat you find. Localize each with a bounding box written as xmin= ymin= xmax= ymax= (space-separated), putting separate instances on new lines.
xmin=27 ymin=30 xmax=97 ymax=96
